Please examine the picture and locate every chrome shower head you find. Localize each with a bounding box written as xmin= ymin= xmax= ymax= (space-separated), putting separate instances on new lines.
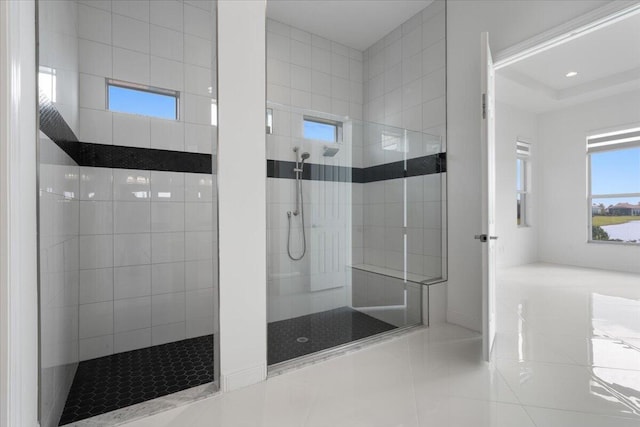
xmin=300 ymin=152 xmax=310 ymax=161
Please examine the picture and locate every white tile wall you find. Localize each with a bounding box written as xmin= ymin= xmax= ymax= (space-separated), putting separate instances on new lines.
xmin=78 ymin=4 xmax=111 ymax=48
xmin=79 ymin=301 xmax=114 ymax=339
xmin=114 ymin=328 xmax=151 ymax=353
xmin=266 ymin=19 xmax=366 ymax=321
xmin=80 ymin=201 xmax=113 ymax=235
xmin=38 ymin=5 xmax=82 ymax=425
xmin=114 ymin=265 xmax=151 ymax=299
xmin=77 ymin=168 xmax=216 ymax=360
xmin=114 ymin=296 xmax=151 ymax=332
xmin=112 ymin=0 xmax=148 ymax=22
xmin=79 ymin=268 xmax=113 ymax=304
xmin=75 ymin=0 xmax=219 ymax=347
xmin=152 ymin=262 xmax=186 ymax=294
xmin=112 ymin=14 xmax=150 ymax=53
xmin=113 ymin=201 xmax=150 ymax=233
xmin=76 ymin=0 xmax=215 ymax=154
xmin=150 ymin=25 xmax=183 ymax=62
xmin=39 ymin=141 xmax=80 ymax=427
xmin=150 ymin=0 xmax=183 ymax=32
xmin=113 ymin=233 xmax=151 ymax=266
xmin=51 ymin=0 xmax=219 ymax=370
xmin=359 ymin=1 xmax=446 ymax=281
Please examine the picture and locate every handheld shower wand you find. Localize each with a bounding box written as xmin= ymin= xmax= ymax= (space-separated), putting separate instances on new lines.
xmin=291 ymin=149 xmax=310 ymax=216
xmin=287 ymin=147 xmax=310 ymax=260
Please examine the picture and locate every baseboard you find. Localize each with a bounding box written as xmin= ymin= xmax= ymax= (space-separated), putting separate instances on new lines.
xmin=446 ymin=309 xmax=481 ymax=333
xmin=428 ymin=283 xmax=447 ymax=325
xmin=221 ymin=363 xmax=267 ymax=392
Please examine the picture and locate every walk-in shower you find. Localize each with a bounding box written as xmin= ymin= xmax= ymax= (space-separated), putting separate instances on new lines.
xmin=287 ymin=147 xmax=310 ymax=260
xmin=37 ymin=1 xmax=219 ymax=425
xmin=266 ymin=103 xmax=445 ymax=366
xmin=265 ymin=0 xmax=447 ymax=367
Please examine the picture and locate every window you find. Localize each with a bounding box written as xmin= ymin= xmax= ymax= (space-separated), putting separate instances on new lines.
xmin=381 ymin=128 xmax=407 ymax=152
xmin=266 ymin=108 xmax=273 ymax=134
xmin=303 ymin=117 xmax=342 ymax=142
xmin=211 ymin=99 xmax=217 ymax=126
xmin=107 ymin=79 xmax=179 ymax=120
xmin=39 ymin=66 xmax=57 ymax=102
xmin=588 ymin=127 xmax=640 ymax=244
xmin=516 ymin=139 xmax=531 ymax=226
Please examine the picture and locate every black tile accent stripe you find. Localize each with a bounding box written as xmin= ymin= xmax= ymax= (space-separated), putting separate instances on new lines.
xmin=267 ymin=306 xmax=397 ymax=365
xmin=39 ymin=93 xmax=212 ymax=174
xmin=267 ymin=160 xmax=358 ymax=182
xmin=267 ymin=152 xmax=446 ymax=183
xmin=40 ymin=93 xmax=442 ymax=178
xmin=59 ymin=335 xmax=214 ymax=426
xmin=78 ymin=143 xmax=212 ymax=173
xmin=39 ymin=90 xmax=82 ymax=164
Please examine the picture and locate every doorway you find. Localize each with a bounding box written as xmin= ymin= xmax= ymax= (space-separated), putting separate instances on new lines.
xmin=482 ymin=2 xmax=640 ymax=360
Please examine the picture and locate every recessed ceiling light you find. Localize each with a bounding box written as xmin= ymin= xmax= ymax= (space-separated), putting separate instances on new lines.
xmin=565 ymin=71 xmax=578 ymax=78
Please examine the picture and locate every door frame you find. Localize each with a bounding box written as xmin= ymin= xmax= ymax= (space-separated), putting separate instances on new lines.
xmin=494 ymin=1 xmax=640 ymax=70
xmin=0 ymin=1 xmax=39 ymax=426
xmin=482 ymin=0 xmax=640 ymax=361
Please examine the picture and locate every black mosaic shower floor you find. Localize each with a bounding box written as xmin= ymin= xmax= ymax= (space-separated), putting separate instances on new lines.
xmin=59 ymin=335 xmax=214 ymax=426
xmin=267 ymin=306 xmax=397 ymax=365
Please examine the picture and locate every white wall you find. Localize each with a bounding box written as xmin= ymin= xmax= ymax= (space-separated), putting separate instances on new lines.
xmin=446 ymin=0 xmax=611 ymax=331
xmin=537 ymin=90 xmax=640 ymax=273
xmin=217 ymin=0 xmax=267 ymax=391
xmin=495 ymin=102 xmax=538 ymax=268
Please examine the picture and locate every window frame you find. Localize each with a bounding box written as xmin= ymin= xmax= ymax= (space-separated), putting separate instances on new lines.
xmin=516 ymin=139 xmax=531 ymax=227
xmin=302 ymin=116 xmax=343 ymax=143
xmin=106 ymin=78 xmax=180 ymax=121
xmin=587 ymin=126 xmax=640 ymax=245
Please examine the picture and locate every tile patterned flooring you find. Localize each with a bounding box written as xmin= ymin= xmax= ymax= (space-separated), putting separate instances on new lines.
xmin=60 ymin=307 xmax=395 ymax=425
xmin=118 ymin=264 xmax=640 ymax=426
xmin=59 ymin=336 xmax=214 ymax=425
xmin=267 ymin=306 xmax=397 ymax=365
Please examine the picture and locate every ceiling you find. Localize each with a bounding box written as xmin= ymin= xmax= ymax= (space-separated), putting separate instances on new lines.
xmin=266 ymin=0 xmax=433 ymax=51
xmin=496 ymin=11 xmax=640 ymax=114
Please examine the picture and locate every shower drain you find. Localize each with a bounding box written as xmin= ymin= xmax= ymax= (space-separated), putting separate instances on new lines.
xmin=296 ymin=337 xmax=309 ymax=343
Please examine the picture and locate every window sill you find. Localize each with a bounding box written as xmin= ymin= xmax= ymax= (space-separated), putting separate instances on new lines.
xmin=587 ymin=240 xmax=640 ymax=247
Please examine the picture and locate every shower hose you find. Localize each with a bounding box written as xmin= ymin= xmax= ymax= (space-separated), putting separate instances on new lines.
xmin=287 ymin=178 xmax=306 ymax=261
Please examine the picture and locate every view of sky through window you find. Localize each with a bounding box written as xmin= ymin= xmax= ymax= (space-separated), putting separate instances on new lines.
xmin=304 ymin=119 xmax=337 ymax=142
xmin=108 ymin=85 xmax=178 ymax=120
xmin=591 ymin=147 xmax=640 ymax=204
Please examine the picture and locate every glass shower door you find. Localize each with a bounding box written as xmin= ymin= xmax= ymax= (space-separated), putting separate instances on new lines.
xmin=266 ymin=104 xmax=443 ymax=367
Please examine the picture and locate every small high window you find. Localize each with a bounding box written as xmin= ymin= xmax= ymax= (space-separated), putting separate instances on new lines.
xmin=266 ymin=108 xmax=273 ymax=134
xmin=303 ymin=117 xmax=342 ymax=142
xmin=107 ymin=79 xmax=179 ymax=120
xmin=39 ymin=66 xmax=57 ymax=102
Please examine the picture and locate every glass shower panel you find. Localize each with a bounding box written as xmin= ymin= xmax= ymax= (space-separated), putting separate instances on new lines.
xmin=266 ymin=103 xmax=443 ymax=366
xmin=37 ymin=1 xmax=219 ymax=425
